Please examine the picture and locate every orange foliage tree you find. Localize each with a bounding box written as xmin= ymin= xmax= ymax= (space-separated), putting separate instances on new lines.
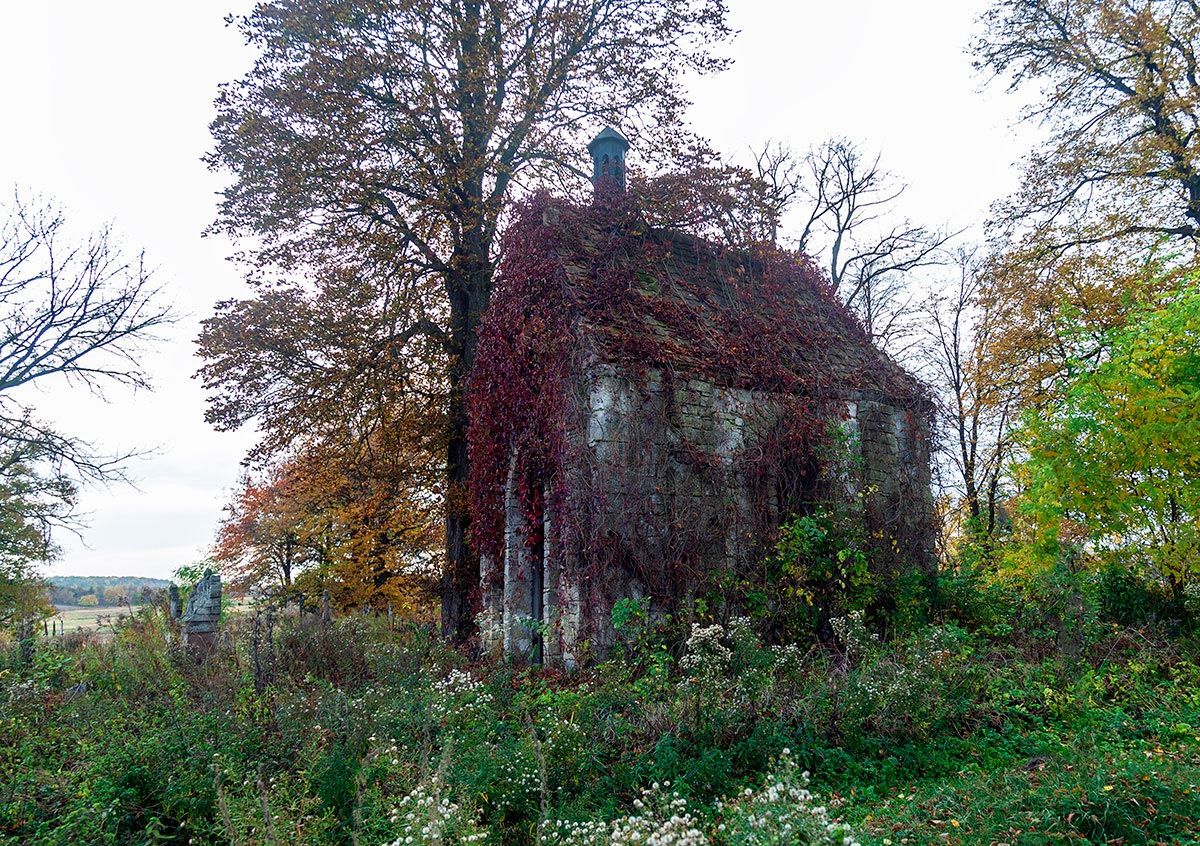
xmin=202 ymin=0 xmax=735 ymax=640
xmin=200 ymin=260 xmax=446 ymax=614
xmin=214 ymin=468 xmax=310 ymax=597
xmin=214 ymin=419 xmax=443 ymax=615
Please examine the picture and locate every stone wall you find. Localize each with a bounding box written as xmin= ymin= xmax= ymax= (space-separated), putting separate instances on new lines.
xmin=578 ymin=365 xmax=781 ymax=571
xmin=481 ymin=363 xmax=933 ymax=667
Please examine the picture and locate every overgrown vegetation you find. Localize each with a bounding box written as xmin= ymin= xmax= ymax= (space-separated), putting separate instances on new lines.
xmin=4 ymin=563 xmax=1200 ymax=846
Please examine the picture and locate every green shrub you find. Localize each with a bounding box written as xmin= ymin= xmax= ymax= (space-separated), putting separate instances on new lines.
xmin=753 ymin=507 xmax=875 ymax=642
xmin=1093 ymin=562 xmax=1182 ymax=626
xmin=839 ymin=623 xmax=978 ymax=742
xmin=4 ymin=572 xmax=1200 ymax=846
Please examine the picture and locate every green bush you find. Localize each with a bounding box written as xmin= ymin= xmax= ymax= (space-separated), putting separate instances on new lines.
xmin=753 ymin=507 xmax=875 ymax=642
xmin=3 ymin=575 xmax=1200 ymax=846
xmin=1093 ymin=562 xmax=1182 ymax=626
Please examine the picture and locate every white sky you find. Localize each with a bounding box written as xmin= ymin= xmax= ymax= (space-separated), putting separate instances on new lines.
xmin=0 ymin=0 xmax=1029 ymax=580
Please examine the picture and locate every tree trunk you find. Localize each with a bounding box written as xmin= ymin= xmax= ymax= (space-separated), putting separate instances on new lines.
xmin=441 ymin=250 xmax=490 ymax=643
xmin=440 ymin=0 xmax=489 ymax=644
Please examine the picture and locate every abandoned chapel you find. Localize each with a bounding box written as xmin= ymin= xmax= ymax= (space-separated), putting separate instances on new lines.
xmin=468 ymin=128 xmax=935 ymax=668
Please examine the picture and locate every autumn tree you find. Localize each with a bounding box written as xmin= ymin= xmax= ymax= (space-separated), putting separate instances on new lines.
xmin=974 ymin=0 xmax=1200 ymax=404
xmin=629 ymin=146 xmax=780 ymax=247
xmin=102 ymin=586 xmax=128 ymax=606
xmin=0 ymin=440 xmax=67 ymax=624
xmin=920 ymin=249 xmax=1017 ymax=562
xmin=978 ymin=0 xmax=1200 ymax=250
xmin=204 ymin=0 xmax=733 ymax=639
xmin=212 ymin=401 xmax=443 ymax=612
xmin=214 ymin=467 xmax=310 ymax=596
xmin=199 ymin=259 xmax=447 ymax=605
xmin=1015 ymin=277 xmax=1200 ymax=590
xmin=199 ymin=263 xmax=446 ymax=463
xmin=287 ymin=424 xmax=443 ymax=614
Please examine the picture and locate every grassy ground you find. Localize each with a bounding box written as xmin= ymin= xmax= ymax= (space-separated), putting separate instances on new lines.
xmin=840 ymin=687 xmax=1200 ymax=844
xmin=50 ymin=605 xmax=129 ymax=635
xmin=4 ymin=589 xmax=1200 ymax=845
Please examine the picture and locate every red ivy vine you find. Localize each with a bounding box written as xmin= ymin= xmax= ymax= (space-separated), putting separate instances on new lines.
xmin=468 ymin=188 xmax=929 ymax=615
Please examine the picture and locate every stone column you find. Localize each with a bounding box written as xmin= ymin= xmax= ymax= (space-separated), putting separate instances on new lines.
xmin=542 ymin=489 xmax=561 ymax=668
xmin=502 ymin=456 xmax=534 ymax=660
xmin=478 ymin=553 xmax=503 ymax=657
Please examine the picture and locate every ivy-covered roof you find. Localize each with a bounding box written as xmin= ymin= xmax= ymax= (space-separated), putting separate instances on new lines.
xmin=468 ymin=193 xmax=931 ymax=567
xmin=544 ymin=201 xmax=922 ymax=404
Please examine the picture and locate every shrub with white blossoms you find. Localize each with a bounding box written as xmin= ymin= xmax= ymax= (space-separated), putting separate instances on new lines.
xmin=383 ymin=773 xmax=488 ymax=846
xmin=677 ymin=620 xmax=746 ymax=730
xmin=540 ymin=818 xmax=609 ymax=846
xmin=713 ymin=750 xmax=859 ymax=846
xmin=679 ymin=623 xmax=733 ymax=677
xmin=678 ymin=618 xmax=802 ymax=726
xmin=1183 ymin=581 xmax=1200 ymax=618
xmin=540 ymin=782 xmax=707 ymax=846
xmin=611 ymin=785 xmax=708 ymax=846
xmin=540 ymin=760 xmax=858 ymax=846
xmin=768 ymin=642 xmax=806 ymax=677
xmin=830 ymin=610 xmax=878 ymax=666
xmin=431 ymin=669 xmax=494 ymax=725
xmin=842 ymin=624 xmax=973 ymax=740
xmin=491 ymin=746 xmax=541 ymax=812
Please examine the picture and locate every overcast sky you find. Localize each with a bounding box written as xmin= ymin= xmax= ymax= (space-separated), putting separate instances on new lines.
xmin=0 ymin=1 xmax=1030 ymax=580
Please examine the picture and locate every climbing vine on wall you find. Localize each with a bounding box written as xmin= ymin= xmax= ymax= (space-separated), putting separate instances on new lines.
xmin=468 ymin=188 xmax=930 ymax=626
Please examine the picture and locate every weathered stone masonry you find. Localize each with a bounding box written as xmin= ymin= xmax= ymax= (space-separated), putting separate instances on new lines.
xmin=471 ymin=129 xmax=935 ymax=669
xmin=478 ymin=362 xmax=933 ymax=669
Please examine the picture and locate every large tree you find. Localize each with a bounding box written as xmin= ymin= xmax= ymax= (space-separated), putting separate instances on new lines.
xmin=204 ymin=0 xmax=733 ymax=639
xmin=974 ymin=0 xmax=1200 ymax=405
xmin=0 ymin=193 xmax=169 ymax=482
xmin=977 ymin=0 xmax=1200 ymax=250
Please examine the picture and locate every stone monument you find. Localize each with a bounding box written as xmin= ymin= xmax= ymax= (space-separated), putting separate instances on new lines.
xmin=181 ymin=570 xmax=222 ymax=656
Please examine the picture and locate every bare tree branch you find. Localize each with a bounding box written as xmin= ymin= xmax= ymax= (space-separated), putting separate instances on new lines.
xmin=751 ymin=138 xmax=954 ymax=352
xmin=0 ymin=191 xmax=172 ymax=610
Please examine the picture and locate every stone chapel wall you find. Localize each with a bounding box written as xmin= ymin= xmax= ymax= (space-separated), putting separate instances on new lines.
xmin=481 ymin=363 xmax=933 ymax=667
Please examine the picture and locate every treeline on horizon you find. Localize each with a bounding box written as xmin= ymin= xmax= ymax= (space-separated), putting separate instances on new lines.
xmin=46 ymin=576 xmax=171 ymax=609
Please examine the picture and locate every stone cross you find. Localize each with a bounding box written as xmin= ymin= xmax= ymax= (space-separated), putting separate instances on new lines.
xmin=181 ymin=570 xmax=222 ymax=656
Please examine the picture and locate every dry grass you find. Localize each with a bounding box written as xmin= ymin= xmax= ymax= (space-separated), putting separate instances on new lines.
xmin=50 ymin=604 xmax=134 ymax=637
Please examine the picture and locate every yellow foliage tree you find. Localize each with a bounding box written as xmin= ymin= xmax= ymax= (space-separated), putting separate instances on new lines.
xmin=974 ymin=0 xmax=1200 ymax=406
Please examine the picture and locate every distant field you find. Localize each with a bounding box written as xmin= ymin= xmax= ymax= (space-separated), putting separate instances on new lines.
xmin=48 ymin=601 xmax=252 ymax=637
xmin=50 ymin=605 xmax=140 ymax=635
